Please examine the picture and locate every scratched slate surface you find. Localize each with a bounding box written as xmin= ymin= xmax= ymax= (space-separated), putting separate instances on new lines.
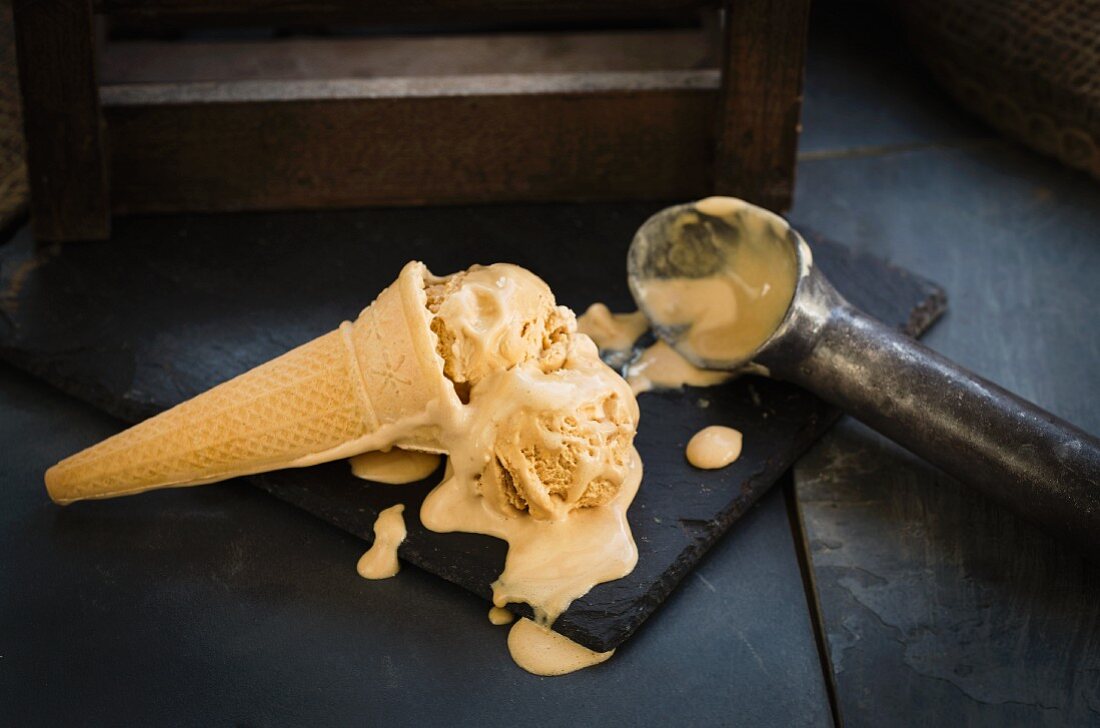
xmin=0 ymin=203 xmax=943 ymax=652
xmin=795 ymin=132 xmax=1100 ymax=725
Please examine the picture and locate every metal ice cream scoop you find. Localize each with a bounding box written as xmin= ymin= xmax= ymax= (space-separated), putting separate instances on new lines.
xmin=627 ymin=197 xmax=1100 ymax=558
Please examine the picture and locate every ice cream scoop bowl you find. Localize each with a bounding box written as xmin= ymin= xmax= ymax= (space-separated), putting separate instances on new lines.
xmin=628 ymin=197 xmax=1100 ymax=558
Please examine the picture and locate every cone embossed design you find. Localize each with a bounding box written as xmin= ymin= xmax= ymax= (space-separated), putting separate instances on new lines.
xmin=45 ymin=262 xmax=452 ymax=504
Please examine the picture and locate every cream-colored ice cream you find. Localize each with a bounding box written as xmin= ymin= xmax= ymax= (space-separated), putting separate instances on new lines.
xmin=625 ymin=340 xmax=733 ymax=394
xmin=686 ymin=425 xmax=743 ymax=469
xmin=470 ymin=336 xmax=637 ymax=520
xmin=349 ymin=449 xmax=442 ymax=484
xmin=356 ymin=504 xmax=407 ymax=579
xmin=426 ymin=264 xmax=573 ymax=394
xmin=45 ymin=260 xmax=641 ymax=676
xmin=423 ymin=329 xmax=641 ymax=624
xmin=488 ymin=606 xmax=515 ymax=625
xmin=507 ymin=618 xmax=614 ymax=675
xmin=426 ymin=263 xmax=637 ymax=521
xmin=576 ymin=303 xmax=648 ymax=353
xmin=632 ymin=196 xmax=798 ymax=368
xmin=574 ymin=304 xmax=733 ymax=394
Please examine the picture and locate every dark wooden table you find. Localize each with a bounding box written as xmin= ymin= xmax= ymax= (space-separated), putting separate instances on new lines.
xmin=1 ymin=5 xmax=1098 ymax=726
xmin=791 ymin=8 xmax=1100 ymax=726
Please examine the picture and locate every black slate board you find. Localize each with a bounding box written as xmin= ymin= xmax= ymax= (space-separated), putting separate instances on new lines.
xmin=0 ymin=203 xmax=944 ymax=652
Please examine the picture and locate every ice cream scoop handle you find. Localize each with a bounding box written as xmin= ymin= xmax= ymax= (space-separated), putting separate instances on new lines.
xmin=783 ymin=305 xmax=1100 ymax=558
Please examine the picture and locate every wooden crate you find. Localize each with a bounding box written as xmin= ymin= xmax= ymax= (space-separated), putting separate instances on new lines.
xmin=13 ymin=0 xmax=811 ymax=240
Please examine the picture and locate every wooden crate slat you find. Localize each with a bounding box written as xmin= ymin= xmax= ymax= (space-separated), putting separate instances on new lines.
xmin=104 ymin=72 xmax=718 ymax=213
xmin=13 ymin=0 xmax=109 ymax=240
xmin=714 ymin=0 xmax=810 ymax=212
xmin=96 ymin=0 xmax=717 ymax=26
xmin=14 ymin=0 xmax=808 ymax=235
xmin=100 ymin=30 xmax=719 ymax=85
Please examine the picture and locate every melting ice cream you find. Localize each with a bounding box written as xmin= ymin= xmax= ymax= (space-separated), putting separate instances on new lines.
xmin=350 ymin=449 xmax=441 ymax=484
xmin=685 ymin=426 xmax=743 ymax=470
xmin=45 ymin=261 xmax=640 ymax=676
xmin=575 ymin=303 xmax=732 ymax=394
xmin=357 ymin=504 xmax=407 ymax=579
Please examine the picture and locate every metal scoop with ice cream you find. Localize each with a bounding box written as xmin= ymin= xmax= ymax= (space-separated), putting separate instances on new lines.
xmin=628 ymin=196 xmax=1100 ymax=558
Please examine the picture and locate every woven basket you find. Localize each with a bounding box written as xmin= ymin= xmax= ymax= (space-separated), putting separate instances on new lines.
xmin=900 ymin=0 xmax=1100 ymax=180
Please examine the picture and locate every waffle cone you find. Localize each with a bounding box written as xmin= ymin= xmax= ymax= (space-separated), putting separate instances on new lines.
xmin=45 ymin=262 xmax=451 ymax=505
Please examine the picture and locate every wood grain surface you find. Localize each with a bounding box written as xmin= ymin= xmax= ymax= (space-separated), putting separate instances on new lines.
xmin=0 ymin=0 xmax=27 ymax=239
xmin=12 ymin=0 xmax=109 ymax=240
xmin=19 ymin=3 xmax=806 ymax=232
xmin=96 ymin=0 xmax=715 ymax=26
xmin=715 ymin=0 xmax=811 ymax=211
xmin=100 ymin=30 xmax=720 ymax=84
xmin=103 ymin=73 xmax=719 ymax=213
xmin=790 ymin=6 xmax=1100 ymax=725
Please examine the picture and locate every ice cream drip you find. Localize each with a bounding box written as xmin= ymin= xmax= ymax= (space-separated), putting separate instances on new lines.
xmin=507 ymin=618 xmax=614 ymax=676
xmin=349 ymin=449 xmax=441 ymax=484
xmin=357 ymin=504 xmax=407 ymax=579
xmin=686 ymin=426 xmax=743 ymax=470
xmin=419 ymin=265 xmax=642 ymax=644
xmin=577 ymin=303 xmax=648 ymax=353
xmin=488 ymin=606 xmax=515 ymax=626
xmin=575 ymin=305 xmax=733 ymax=394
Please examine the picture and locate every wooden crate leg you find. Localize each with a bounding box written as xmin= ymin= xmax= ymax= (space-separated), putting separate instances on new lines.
xmin=715 ymin=0 xmax=812 ymax=212
xmin=13 ymin=0 xmax=109 ymax=240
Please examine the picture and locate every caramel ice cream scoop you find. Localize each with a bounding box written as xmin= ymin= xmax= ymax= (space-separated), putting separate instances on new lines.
xmin=474 ymin=335 xmax=638 ymax=521
xmin=426 ymin=263 xmax=573 ymax=391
